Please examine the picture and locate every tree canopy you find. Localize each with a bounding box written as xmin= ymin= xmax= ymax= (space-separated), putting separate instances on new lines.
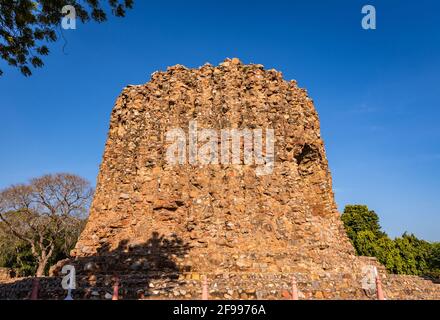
xmin=0 ymin=173 xmax=92 ymax=276
xmin=0 ymin=0 xmax=133 ymax=76
xmin=342 ymin=205 xmax=439 ymax=278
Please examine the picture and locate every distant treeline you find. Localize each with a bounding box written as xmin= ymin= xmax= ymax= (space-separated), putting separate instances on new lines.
xmin=342 ymin=205 xmax=440 ymax=278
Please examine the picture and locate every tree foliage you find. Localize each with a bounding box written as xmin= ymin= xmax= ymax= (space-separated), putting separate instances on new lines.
xmin=0 ymin=173 xmax=92 ymax=276
xmin=428 ymin=242 xmax=440 ymax=278
xmin=342 ymin=205 xmax=439 ymax=278
xmin=341 ymin=205 xmax=385 ymax=239
xmin=0 ymin=0 xmax=134 ymax=76
xmin=0 ymin=217 xmax=85 ymax=277
xmin=0 ymin=234 xmax=36 ymax=276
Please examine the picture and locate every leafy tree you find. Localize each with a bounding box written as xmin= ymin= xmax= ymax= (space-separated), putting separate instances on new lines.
xmin=0 ymin=173 xmax=93 ymax=276
xmin=394 ymin=233 xmax=431 ymax=275
xmin=352 ymin=230 xmax=378 ymax=257
xmin=342 ymin=204 xmax=439 ymax=278
xmin=0 ymin=0 xmax=134 ymax=76
xmin=0 ymin=235 xmax=36 ymax=276
xmin=341 ymin=205 xmax=385 ymax=241
xmin=374 ymin=236 xmax=402 ymax=274
xmin=427 ymin=242 xmax=440 ymax=278
xmin=0 ymin=217 xmax=85 ymax=276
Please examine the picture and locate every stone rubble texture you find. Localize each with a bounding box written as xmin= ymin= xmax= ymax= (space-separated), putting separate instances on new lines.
xmin=1 ymin=59 xmax=438 ymax=299
xmin=74 ymin=57 xmax=357 ymax=271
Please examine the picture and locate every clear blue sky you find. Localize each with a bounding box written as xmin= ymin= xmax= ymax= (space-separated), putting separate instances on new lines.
xmin=0 ymin=0 xmax=439 ymax=241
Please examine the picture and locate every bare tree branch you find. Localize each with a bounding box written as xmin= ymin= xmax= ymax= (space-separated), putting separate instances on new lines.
xmin=0 ymin=173 xmax=93 ymax=276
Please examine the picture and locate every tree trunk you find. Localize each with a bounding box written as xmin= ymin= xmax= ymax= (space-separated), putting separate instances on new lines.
xmin=35 ymin=259 xmax=48 ymax=277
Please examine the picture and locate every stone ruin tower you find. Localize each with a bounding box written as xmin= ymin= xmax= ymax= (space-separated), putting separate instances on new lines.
xmin=64 ymin=59 xmax=438 ymax=299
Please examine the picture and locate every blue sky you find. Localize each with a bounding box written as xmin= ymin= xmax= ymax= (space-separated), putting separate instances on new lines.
xmin=0 ymin=0 xmax=439 ymax=241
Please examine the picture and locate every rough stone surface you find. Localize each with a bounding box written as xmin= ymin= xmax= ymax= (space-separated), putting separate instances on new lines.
xmin=70 ymin=58 xmax=440 ymax=299
xmin=1 ymin=59 xmax=438 ymax=299
xmin=0 ymin=268 xmax=14 ymax=282
xmin=74 ymin=58 xmax=356 ymax=269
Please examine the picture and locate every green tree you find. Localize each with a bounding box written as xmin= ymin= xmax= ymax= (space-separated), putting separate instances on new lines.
xmin=352 ymin=230 xmax=378 ymax=257
xmin=427 ymin=242 xmax=440 ymax=278
xmin=0 ymin=0 xmax=134 ymax=76
xmin=394 ymin=233 xmax=431 ymax=276
xmin=341 ymin=205 xmax=385 ymax=241
xmin=342 ymin=204 xmax=438 ymax=278
xmin=0 ymin=217 xmax=85 ymax=276
xmin=0 ymin=173 xmax=92 ymax=276
xmin=374 ymin=236 xmax=402 ymax=274
xmin=0 ymin=235 xmax=36 ymax=276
